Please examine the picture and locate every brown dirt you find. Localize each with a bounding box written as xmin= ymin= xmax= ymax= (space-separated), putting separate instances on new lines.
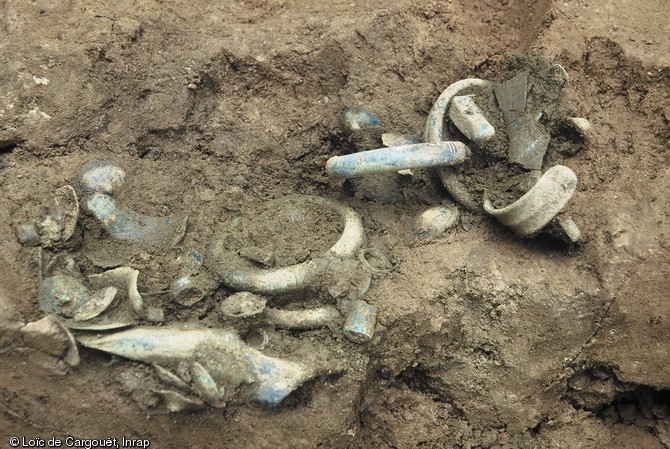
xmin=1 ymin=0 xmax=669 ymax=448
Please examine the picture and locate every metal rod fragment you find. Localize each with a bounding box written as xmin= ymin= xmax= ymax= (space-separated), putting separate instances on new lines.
xmin=448 ymin=95 xmax=495 ymax=144
xmin=326 ymin=142 xmax=470 ymax=179
xmin=264 ymin=306 xmax=340 ymax=330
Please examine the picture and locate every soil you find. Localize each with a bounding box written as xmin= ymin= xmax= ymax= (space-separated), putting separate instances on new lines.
xmin=1 ymin=0 xmax=669 ymax=448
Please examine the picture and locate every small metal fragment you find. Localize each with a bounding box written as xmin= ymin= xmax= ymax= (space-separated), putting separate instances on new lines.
xmin=220 ymin=292 xmax=267 ymax=319
xmin=358 ymin=247 xmax=391 ymax=277
xmin=153 ymin=390 xmax=204 ymax=413
xmin=67 ymin=321 xmax=136 ymax=331
xmin=448 ymin=95 xmax=495 ymax=144
xmin=145 ymin=306 xmax=165 ymax=323
xmin=49 ymin=185 xmax=79 ymax=245
xmin=154 ymin=364 xmax=191 ymax=392
xmin=58 ymin=318 xmax=80 ymax=366
xmin=185 ymin=249 xmax=204 ymax=275
xmin=567 ymin=117 xmax=591 ymax=136
xmin=343 ymin=300 xmax=377 ymax=344
xmin=343 ymin=107 xmax=380 ymax=131
xmin=494 ymin=72 xmax=528 ymax=124
xmin=44 ymin=254 xmax=81 ymax=278
xmin=424 ymin=78 xmax=494 ymax=145
xmin=326 ymin=142 xmax=470 ymax=179
xmin=18 ymin=185 xmax=80 ymax=248
xmin=243 ymin=328 xmax=270 ymax=350
xmin=78 ymin=160 xmax=126 ymax=195
xmin=85 ymin=251 xmax=125 ymax=269
xmin=558 ymin=216 xmax=583 ymax=243
xmin=170 ymin=276 xmax=205 ymax=307
xmin=507 ymin=120 xmax=551 ymax=170
xmin=16 ymin=223 xmax=40 ymax=246
xmin=411 ymin=206 xmax=459 ymax=244
xmin=325 ymin=257 xmax=372 ymax=300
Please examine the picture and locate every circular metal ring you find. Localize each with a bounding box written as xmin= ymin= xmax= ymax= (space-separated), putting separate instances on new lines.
xmin=209 ymin=195 xmax=365 ymax=295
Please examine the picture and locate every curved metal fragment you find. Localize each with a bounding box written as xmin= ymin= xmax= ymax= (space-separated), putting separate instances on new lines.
xmin=39 ymin=275 xmax=116 ymax=322
xmin=16 ymin=222 xmax=40 ymax=246
xmin=67 ymin=321 xmax=136 ymax=331
xmin=567 ymin=117 xmax=591 ymax=136
xmin=483 ymin=165 xmax=577 ymax=236
xmin=243 ymin=328 xmax=270 ymax=350
xmin=358 ymin=247 xmax=391 ymax=277
xmin=424 ymin=78 xmax=494 ymax=145
xmin=74 ymin=286 xmax=118 ymax=321
xmin=56 ymin=317 xmax=80 ymax=366
xmin=88 ymin=267 xmax=144 ymax=315
xmin=77 ymin=326 xmax=317 ymax=407
xmin=210 ymin=196 xmax=365 ymax=295
xmin=436 ymin=167 xmax=480 ymax=211
xmin=191 ymin=361 xmax=225 ymax=407
xmin=558 ymin=216 xmax=582 ymax=243
xmin=84 ymin=192 xmax=187 ymax=247
xmin=154 ymin=364 xmax=191 ymax=392
xmin=424 ymin=79 xmax=493 ymax=207
xmin=325 ymin=142 xmax=470 ymax=179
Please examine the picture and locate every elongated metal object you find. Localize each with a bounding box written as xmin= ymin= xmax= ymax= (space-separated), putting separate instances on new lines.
xmin=326 ymin=142 xmax=470 ymax=179
xmin=264 ymin=306 xmax=340 ymax=330
xmin=78 ymin=326 xmax=316 ymax=406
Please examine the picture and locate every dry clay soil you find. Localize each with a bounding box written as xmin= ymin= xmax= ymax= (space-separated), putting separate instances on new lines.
xmin=1 ymin=1 xmax=670 ymax=448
